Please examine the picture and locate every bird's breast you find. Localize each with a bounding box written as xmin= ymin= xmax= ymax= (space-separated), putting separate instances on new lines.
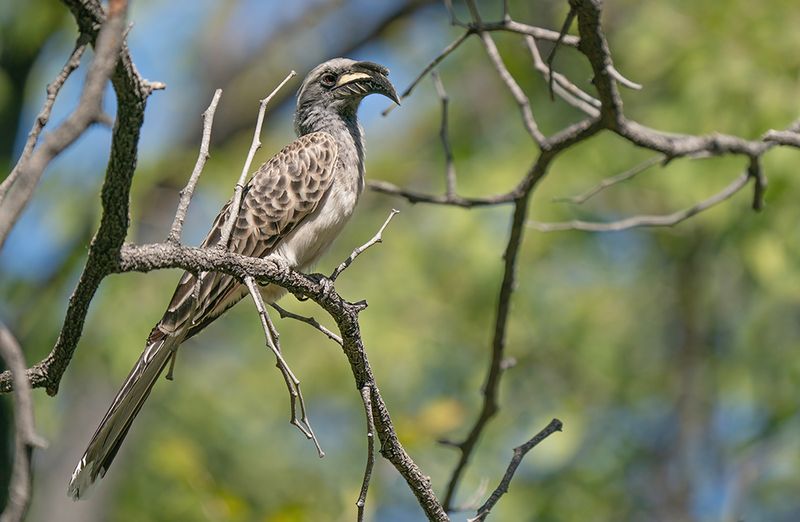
xmin=271 ymin=171 xmax=362 ymax=270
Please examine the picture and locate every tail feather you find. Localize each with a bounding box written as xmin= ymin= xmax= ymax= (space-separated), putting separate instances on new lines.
xmin=68 ymin=330 xmax=178 ymax=500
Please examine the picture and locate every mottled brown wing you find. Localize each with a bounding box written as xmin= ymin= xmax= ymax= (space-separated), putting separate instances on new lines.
xmin=157 ymin=131 xmax=338 ymax=339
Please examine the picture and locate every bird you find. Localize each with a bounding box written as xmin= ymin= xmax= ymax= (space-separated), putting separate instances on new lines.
xmin=68 ymin=58 xmax=399 ymax=499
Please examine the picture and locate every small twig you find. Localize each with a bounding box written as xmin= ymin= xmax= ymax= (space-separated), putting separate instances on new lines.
xmin=218 ymin=70 xmax=297 ymax=248
xmin=329 ymin=209 xmax=400 ymax=281
xmin=468 ymin=419 xmax=563 ymax=522
xmin=382 ymin=31 xmax=470 ymax=115
xmin=607 ymin=65 xmax=643 ymax=91
xmin=244 ymin=277 xmax=324 ymax=457
xmin=0 ymin=323 xmax=46 ymax=522
xmin=531 ymin=172 xmax=751 ymax=232
xmin=356 ymin=386 xmax=376 ymax=522
xmin=554 ymin=155 xmax=663 ymax=204
xmin=369 ymin=180 xmax=517 ymax=208
xmin=270 ymin=303 xmax=343 ymax=346
xmin=431 ymin=72 xmax=457 ymax=198
xmin=167 ymin=88 xmax=223 ymax=244
xmin=748 ymin=157 xmax=766 ymax=211
xmin=525 ymin=36 xmax=600 ymax=117
xmin=0 ymin=36 xmax=88 ymax=203
xmin=546 ymin=7 xmax=576 ymax=101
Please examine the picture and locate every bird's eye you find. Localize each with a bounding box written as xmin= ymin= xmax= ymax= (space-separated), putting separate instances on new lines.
xmin=320 ymin=73 xmax=337 ymax=88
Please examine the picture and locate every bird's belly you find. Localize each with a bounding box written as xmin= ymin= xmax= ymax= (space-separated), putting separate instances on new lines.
xmin=271 ymin=183 xmax=359 ymax=271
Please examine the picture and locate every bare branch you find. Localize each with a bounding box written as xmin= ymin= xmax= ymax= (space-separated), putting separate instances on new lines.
xmin=356 ymin=386 xmax=376 ymax=522
xmin=167 ymin=88 xmax=223 ymax=244
xmin=532 ymin=172 xmax=751 ymax=232
xmin=329 ymin=209 xmax=400 ymax=281
xmin=0 ymin=4 xmax=127 ymax=250
xmin=244 ymin=276 xmax=324 ymax=457
xmin=369 ymin=180 xmax=517 ymax=208
xmin=475 ymin=31 xmax=546 ymax=145
xmin=270 ymin=303 xmax=343 ymax=346
xmin=0 ymin=37 xmax=87 ymax=203
xmin=218 ymin=71 xmax=297 ymax=248
xmin=554 ymin=155 xmax=663 ymax=204
xmin=468 ymin=419 xmax=563 ymax=522
xmin=382 ymin=30 xmax=470 ymax=114
xmin=763 ymin=129 xmax=800 ymax=148
xmin=525 ymin=36 xmax=600 ymax=117
xmin=0 ymin=323 xmax=45 ymax=522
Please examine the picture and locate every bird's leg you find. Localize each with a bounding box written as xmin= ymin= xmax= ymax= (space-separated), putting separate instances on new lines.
xmin=164 ymin=347 xmax=179 ymax=381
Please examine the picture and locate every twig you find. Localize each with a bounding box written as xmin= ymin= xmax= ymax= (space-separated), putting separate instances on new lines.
xmin=0 ymin=323 xmax=45 ymax=522
xmin=382 ymin=30 xmax=470 ymax=115
xmin=329 ymin=209 xmax=400 ymax=281
xmin=0 ymin=37 xmax=88 ymax=203
xmin=476 ymin=33 xmax=545 ymax=145
xmin=546 ymin=7 xmax=576 ymax=101
xmin=270 ymin=303 xmax=343 ymax=346
xmin=369 ymin=180 xmax=517 ymax=208
xmin=431 ymin=71 xmax=457 ymax=198
xmin=167 ymin=89 xmax=223 ymax=244
xmin=0 ymin=4 xmax=127 ymax=250
xmin=554 ymin=155 xmax=663 ymax=204
xmin=442 ymin=0 xmax=468 ymax=28
xmin=356 ymin=386 xmax=376 ymax=522
xmin=244 ymin=276 xmax=324 ymax=457
xmin=217 ymin=70 xmax=297 ymax=248
xmin=531 ymin=172 xmax=750 ymax=232
xmin=468 ymin=419 xmax=563 ymax=522
xmin=524 ymin=36 xmax=600 ymax=117
xmin=608 ymin=65 xmax=643 ymax=90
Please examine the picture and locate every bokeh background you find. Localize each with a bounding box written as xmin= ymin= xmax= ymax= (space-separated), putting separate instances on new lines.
xmin=1 ymin=0 xmax=800 ymax=520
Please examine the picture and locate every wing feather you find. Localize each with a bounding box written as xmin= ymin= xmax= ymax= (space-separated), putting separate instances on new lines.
xmin=159 ymin=131 xmax=338 ymax=339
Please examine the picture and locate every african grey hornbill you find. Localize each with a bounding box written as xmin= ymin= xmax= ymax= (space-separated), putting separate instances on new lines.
xmin=68 ymin=58 xmax=399 ymax=499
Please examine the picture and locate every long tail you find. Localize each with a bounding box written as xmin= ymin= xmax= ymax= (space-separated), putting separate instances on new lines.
xmin=68 ymin=328 xmax=179 ymax=500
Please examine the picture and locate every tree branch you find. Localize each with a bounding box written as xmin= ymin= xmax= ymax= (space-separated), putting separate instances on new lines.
xmin=0 ymin=1 xmax=127 ymax=250
xmin=468 ymin=419 xmax=563 ymax=522
xmin=0 ymin=323 xmax=45 ymax=522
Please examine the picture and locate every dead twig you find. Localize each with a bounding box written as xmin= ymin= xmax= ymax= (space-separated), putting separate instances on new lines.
xmin=167 ymin=89 xmax=223 ymax=244
xmin=329 ymin=209 xmax=400 ymax=281
xmin=468 ymin=419 xmax=563 ymax=522
xmin=244 ymin=276 xmax=324 ymax=457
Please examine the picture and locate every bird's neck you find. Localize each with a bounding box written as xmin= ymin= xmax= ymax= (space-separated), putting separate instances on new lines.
xmin=295 ymin=105 xmax=365 ymax=178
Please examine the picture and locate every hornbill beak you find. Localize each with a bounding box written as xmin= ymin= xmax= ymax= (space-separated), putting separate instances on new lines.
xmin=336 ymin=61 xmax=400 ymax=105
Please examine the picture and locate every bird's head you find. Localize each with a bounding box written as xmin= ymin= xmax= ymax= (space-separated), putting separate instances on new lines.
xmin=295 ymin=58 xmax=399 ymax=133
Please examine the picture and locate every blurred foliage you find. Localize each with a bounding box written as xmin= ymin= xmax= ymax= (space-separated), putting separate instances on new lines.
xmin=1 ymin=0 xmax=799 ymax=521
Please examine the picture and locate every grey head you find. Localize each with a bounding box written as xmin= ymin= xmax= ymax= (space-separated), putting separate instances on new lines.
xmin=294 ymin=58 xmax=399 ymax=135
